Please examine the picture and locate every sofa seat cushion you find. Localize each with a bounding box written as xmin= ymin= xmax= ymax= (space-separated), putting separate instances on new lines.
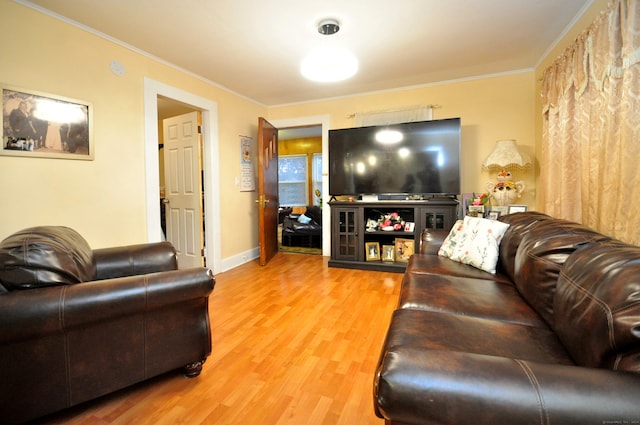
xmin=554 ymin=241 xmax=640 ymax=372
xmin=399 ymin=272 xmax=547 ymax=328
xmin=0 ymin=226 xmax=96 ymax=290
xmin=383 ymin=309 xmax=573 ymax=365
xmin=407 ymin=254 xmax=512 ymax=284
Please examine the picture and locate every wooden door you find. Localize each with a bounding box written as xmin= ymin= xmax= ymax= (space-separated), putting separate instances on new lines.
xmin=163 ymin=111 xmax=203 ymax=268
xmin=257 ymin=117 xmax=279 ymax=265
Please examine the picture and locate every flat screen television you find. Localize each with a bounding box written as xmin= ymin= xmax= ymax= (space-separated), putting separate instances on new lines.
xmin=328 ymin=117 xmax=461 ymax=197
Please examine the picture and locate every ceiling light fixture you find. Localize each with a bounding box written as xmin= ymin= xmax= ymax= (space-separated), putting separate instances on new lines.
xmin=318 ymin=19 xmax=340 ymax=35
xmin=300 ymin=19 xmax=358 ymax=83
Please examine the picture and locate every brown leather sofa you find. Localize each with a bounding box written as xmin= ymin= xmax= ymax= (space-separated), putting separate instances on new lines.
xmin=374 ymin=212 xmax=640 ymax=425
xmin=0 ymin=226 xmax=215 ymax=424
xmin=282 ymin=205 xmax=322 ymax=248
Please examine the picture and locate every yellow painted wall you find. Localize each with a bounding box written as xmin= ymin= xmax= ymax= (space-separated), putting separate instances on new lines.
xmin=279 ymin=137 xmax=322 ymax=205
xmin=0 ymin=2 xmax=266 ymax=260
xmin=269 ymin=72 xmax=538 ymax=207
xmin=0 ymin=0 xmax=610 ymax=265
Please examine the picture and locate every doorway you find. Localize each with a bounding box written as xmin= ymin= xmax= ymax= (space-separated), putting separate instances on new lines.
xmin=143 ymin=78 xmax=222 ymax=273
xmin=277 ymin=125 xmax=323 ymax=255
xmin=271 ymin=115 xmax=331 ymax=257
xmin=159 ymin=104 xmax=204 ymax=268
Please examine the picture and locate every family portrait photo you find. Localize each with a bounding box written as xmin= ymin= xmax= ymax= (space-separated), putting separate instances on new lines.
xmin=2 ymin=86 xmax=93 ymax=160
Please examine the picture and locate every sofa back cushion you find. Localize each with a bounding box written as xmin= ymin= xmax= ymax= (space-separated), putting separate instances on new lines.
xmin=0 ymin=226 xmax=96 ymax=290
xmin=554 ymin=241 xmax=640 ymax=372
xmin=497 ymin=212 xmax=552 ymax=281
xmin=512 ymin=219 xmax=612 ymax=326
xmin=304 ymin=205 xmax=322 ymax=224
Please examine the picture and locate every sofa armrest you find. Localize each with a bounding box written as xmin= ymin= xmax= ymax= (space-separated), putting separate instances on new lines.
xmin=0 ymin=267 xmax=214 ymax=343
xmin=418 ymin=229 xmax=449 ymax=255
xmin=375 ymin=348 xmax=640 ymax=425
xmin=93 ymin=241 xmax=178 ymax=279
xmin=0 ymin=267 xmax=214 ymax=423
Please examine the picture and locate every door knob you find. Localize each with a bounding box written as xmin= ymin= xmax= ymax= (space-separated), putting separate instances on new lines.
xmin=162 ymin=198 xmax=170 ymax=204
xmin=255 ymin=195 xmax=270 ymax=207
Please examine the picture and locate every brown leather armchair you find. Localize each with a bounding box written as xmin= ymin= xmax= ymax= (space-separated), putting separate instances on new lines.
xmin=0 ymin=226 xmax=215 ymax=424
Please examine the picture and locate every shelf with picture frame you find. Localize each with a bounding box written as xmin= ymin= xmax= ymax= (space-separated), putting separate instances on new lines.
xmin=328 ymin=198 xmax=458 ymax=272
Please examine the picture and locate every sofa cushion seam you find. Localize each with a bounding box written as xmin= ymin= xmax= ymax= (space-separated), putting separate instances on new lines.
xmin=559 ymin=270 xmax=616 ymax=351
xmin=515 ymin=359 xmax=549 ymax=425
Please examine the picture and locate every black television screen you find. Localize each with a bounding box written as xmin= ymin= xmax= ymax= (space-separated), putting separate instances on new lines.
xmin=328 ymin=118 xmax=461 ymax=196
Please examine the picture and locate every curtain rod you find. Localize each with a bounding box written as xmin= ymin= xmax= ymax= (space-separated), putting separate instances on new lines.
xmin=345 ymin=104 xmax=441 ymax=119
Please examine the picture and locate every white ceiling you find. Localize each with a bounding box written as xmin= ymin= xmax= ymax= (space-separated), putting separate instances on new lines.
xmin=21 ymin=0 xmax=592 ymax=106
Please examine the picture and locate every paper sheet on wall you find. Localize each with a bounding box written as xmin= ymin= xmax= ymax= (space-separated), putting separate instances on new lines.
xmin=239 ymin=136 xmax=255 ymax=191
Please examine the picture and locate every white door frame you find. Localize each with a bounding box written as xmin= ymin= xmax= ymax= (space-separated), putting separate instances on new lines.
xmin=271 ymin=115 xmax=331 ymax=257
xmin=143 ymin=78 xmax=221 ymax=273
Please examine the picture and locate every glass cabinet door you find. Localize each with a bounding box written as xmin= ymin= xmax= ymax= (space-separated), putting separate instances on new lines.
xmin=334 ymin=208 xmax=358 ymax=261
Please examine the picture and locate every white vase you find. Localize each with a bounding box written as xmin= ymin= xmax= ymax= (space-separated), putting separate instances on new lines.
xmin=486 ymin=180 xmax=525 ymax=206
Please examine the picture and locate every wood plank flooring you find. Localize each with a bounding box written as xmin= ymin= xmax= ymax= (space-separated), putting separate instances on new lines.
xmin=36 ymin=254 xmax=402 ymax=424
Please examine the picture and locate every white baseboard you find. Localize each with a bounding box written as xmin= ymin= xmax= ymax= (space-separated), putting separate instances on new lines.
xmin=218 ymin=247 xmax=259 ymax=274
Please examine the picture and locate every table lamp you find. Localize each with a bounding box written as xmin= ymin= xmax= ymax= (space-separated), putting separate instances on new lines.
xmin=482 ymin=139 xmax=531 ymax=206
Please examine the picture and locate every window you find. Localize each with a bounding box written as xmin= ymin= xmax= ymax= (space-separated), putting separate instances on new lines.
xmin=278 ymin=155 xmax=307 ymax=206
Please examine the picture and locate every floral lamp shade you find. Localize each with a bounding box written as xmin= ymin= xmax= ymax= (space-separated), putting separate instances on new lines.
xmin=482 ymin=140 xmax=532 ymax=206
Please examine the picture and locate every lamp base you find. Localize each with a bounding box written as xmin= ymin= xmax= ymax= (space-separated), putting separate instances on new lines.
xmin=486 ymin=179 xmax=525 ymax=206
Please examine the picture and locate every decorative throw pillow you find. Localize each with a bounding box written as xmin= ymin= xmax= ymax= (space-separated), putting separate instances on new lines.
xmin=297 ymin=213 xmax=312 ymax=224
xmin=304 ymin=206 xmax=322 ymax=224
xmin=449 ymin=216 xmax=510 ymax=274
xmin=438 ymin=219 xmax=465 ymax=258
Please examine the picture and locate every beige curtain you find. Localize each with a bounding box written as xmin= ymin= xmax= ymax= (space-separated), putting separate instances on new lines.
xmin=541 ymin=0 xmax=640 ymax=245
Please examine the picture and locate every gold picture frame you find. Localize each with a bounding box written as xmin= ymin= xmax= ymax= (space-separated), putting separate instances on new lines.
xmin=1 ymin=85 xmax=93 ymax=160
xmin=382 ymin=245 xmax=395 ymax=262
xmin=365 ymin=242 xmax=380 ymax=261
xmin=394 ymin=238 xmax=414 ymax=263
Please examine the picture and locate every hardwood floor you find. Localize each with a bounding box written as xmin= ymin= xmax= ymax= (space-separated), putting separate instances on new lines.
xmin=37 ymin=254 xmax=402 ymax=424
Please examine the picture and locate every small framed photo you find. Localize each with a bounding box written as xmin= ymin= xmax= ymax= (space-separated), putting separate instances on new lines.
xmin=382 ymin=245 xmax=395 ymax=262
xmin=508 ymin=204 xmax=528 ymax=214
xmin=404 ymin=222 xmax=415 ymax=232
xmin=491 ymin=206 xmax=509 ymax=217
xmin=394 ymin=238 xmax=414 ymax=263
xmin=488 ymin=211 xmax=500 ymax=220
xmin=468 ymin=205 xmax=485 ymax=217
xmin=365 ymin=242 xmax=380 ymax=261
xmin=2 ymin=85 xmax=93 ymax=160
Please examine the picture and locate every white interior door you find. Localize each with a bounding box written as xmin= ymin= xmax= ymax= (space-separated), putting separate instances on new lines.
xmin=163 ymin=111 xmax=203 ymax=268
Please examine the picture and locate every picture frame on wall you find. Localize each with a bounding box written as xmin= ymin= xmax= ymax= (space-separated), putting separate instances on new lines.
xmin=1 ymin=85 xmax=93 ymax=160
xmin=365 ymin=242 xmax=380 ymax=261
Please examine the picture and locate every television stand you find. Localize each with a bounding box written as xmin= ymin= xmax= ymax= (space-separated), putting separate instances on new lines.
xmin=328 ymin=198 xmax=458 ymax=272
